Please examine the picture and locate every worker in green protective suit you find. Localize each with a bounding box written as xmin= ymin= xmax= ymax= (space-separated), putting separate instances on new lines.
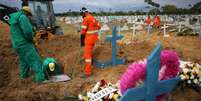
xmin=8 ymin=6 xmax=46 ymax=83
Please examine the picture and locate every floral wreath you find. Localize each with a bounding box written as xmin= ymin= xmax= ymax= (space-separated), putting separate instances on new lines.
xmin=119 ymin=50 xmax=180 ymax=100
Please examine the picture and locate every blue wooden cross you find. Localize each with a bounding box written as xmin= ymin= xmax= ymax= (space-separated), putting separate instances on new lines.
xmin=93 ymin=26 xmax=125 ymax=68
xmin=119 ymin=43 xmax=180 ymax=101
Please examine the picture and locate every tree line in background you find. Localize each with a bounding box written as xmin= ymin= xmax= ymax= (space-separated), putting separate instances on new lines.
xmin=55 ymin=2 xmax=201 ymax=16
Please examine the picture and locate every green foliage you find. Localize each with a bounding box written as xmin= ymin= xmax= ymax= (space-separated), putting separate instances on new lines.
xmin=162 ymin=5 xmax=177 ymax=14
xmin=148 ymin=8 xmax=160 ymax=15
xmin=161 ymin=2 xmax=201 ymax=15
xmin=191 ymin=2 xmax=201 ymax=14
xmin=144 ymin=0 xmax=160 ymax=8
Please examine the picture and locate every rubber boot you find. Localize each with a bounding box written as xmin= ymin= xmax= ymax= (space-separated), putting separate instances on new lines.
xmin=80 ymin=61 xmax=92 ymax=78
xmin=84 ymin=62 xmax=92 ymax=76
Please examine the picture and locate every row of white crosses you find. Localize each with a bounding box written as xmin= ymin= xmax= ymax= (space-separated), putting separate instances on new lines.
xmin=59 ymin=16 xmax=83 ymax=24
xmin=161 ymin=15 xmax=201 ymax=37
xmin=59 ymin=15 xmax=201 ymax=37
xmin=60 ymin=15 xmax=200 ymax=25
xmin=60 ymin=16 xmax=145 ymax=25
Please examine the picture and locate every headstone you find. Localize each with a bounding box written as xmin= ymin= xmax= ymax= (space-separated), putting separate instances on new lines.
xmin=65 ymin=17 xmax=71 ymax=24
xmin=163 ymin=23 xmax=170 ymax=37
xmin=127 ymin=17 xmax=133 ymax=24
xmin=135 ymin=24 xmax=143 ymax=31
xmin=121 ymin=24 xmax=129 ymax=31
xmin=101 ymin=24 xmax=110 ymax=31
xmin=131 ymin=23 xmax=136 ymax=36
xmin=177 ymin=22 xmax=182 ymax=32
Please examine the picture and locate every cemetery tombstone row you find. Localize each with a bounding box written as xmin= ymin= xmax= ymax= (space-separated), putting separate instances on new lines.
xmin=62 ymin=15 xmax=200 ymax=37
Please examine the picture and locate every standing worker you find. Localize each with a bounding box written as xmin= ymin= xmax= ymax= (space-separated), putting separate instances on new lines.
xmin=80 ymin=7 xmax=101 ymax=77
xmin=8 ymin=6 xmax=46 ymax=83
xmin=154 ymin=15 xmax=161 ymax=30
xmin=145 ymin=15 xmax=152 ymax=33
xmin=145 ymin=15 xmax=151 ymax=25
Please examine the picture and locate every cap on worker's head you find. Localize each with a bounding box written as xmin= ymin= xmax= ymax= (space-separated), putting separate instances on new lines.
xmin=80 ymin=7 xmax=89 ymax=13
xmin=21 ymin=6 xmax=32 ymax=16
xmin=48 ymin=62 xmax=55 ymax=72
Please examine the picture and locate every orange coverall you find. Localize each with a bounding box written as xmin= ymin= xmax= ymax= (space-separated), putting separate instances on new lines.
xmin=154 ymin=15 xmax=161 ymax=28
xmin=81 ymin=14 xmax=101 ymax=75
xmin=145 ymin=15 xmax=151 ymax=25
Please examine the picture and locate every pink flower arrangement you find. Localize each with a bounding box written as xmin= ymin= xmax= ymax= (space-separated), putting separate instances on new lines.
xmin=119 ymin=59 xmax=147 ymax=94
xmin=119 ymin=50 xmax=180 ymax=98
xmin=159 ymin=50 xmax=180 ymax=80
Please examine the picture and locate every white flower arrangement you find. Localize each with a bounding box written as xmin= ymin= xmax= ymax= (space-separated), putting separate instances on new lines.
xmin=78 ymin=79 xmax=121 ymax=101
xmin=179 ymin=62 xmax=201 ymax=91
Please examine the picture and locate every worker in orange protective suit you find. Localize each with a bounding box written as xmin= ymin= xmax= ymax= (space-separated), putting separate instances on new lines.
xmin=144 ymin=15 xmax=152 ymax=33
xmin=154 ymin=15 xmax=161 ymax=29
xmin=80 ymin=7 xmax=101 ymax=77
xmin=145 ymin=15 xmax=151 ymax=25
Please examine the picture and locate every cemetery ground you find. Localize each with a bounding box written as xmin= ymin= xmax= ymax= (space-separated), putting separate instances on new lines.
xmin=0 ymin=20 xmax=201 ymax=101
